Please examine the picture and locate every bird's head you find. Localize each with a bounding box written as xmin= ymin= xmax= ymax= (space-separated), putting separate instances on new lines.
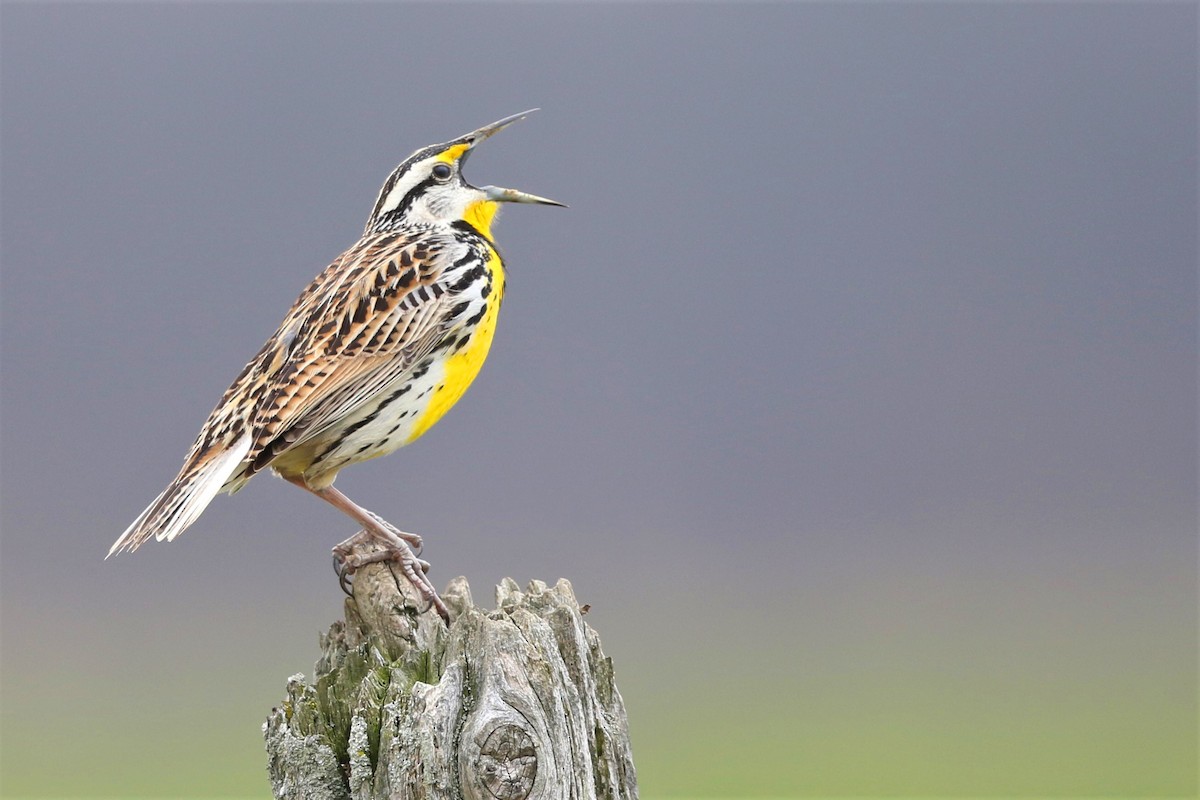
xmin=365 ymin=109 xmax=564 ymax=238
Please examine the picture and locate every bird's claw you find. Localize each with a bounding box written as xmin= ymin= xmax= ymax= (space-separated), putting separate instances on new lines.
xmin=333 ymin=551 xmax=355 ymax=596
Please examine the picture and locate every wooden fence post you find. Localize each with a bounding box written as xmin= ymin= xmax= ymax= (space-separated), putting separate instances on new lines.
xmin=264 ymin=543 xmax=638 ymax=800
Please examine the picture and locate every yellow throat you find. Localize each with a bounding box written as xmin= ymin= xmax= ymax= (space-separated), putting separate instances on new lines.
xmin=406 ymin=217 xmax=505 ymax=443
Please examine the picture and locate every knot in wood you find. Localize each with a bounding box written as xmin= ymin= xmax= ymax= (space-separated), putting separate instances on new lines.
xmin=476 ymin=724 xmax=537 ymax=800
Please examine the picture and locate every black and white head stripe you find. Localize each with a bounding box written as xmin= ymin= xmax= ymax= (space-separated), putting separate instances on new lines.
xmin=366 ymin=145 xmax=455 ymax=228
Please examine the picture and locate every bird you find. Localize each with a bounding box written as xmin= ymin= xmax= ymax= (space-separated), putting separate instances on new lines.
xmin=108 ymin=110 xmax=564 ymax=621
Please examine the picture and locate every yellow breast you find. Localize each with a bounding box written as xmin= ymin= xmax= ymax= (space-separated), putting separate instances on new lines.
xmin=405 ymin=249 xmax=505 ymax=443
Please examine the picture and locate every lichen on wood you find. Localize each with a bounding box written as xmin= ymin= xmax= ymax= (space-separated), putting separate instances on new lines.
xmin=264 ymin=546 xmax=638 ymax=800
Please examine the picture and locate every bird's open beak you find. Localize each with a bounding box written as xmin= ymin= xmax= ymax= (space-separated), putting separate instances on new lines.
xmin=456 ymin=110 xmax=567 ymax=208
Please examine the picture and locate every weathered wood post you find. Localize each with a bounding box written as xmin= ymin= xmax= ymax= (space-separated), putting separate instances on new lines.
xmin=264 ymin=542 xmax=638 ymax=799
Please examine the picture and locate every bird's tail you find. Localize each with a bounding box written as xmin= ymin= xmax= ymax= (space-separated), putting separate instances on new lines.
xmin=107 ymin=433 xmax=253 ymax=558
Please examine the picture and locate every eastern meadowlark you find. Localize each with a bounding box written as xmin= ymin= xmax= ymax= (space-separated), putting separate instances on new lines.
xmin=108 ymin=110 xmax=563 ymax=621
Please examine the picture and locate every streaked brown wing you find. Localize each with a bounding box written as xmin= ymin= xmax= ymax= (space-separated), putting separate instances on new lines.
xmin=245 ymin=231 xmax=457 ymax=469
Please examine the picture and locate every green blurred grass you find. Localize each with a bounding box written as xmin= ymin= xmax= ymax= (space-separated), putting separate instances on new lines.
xmin=2 ymin=653 xmax=1195 ymax=796
xmin=2 ymin=670 xmax=1194 ymax=797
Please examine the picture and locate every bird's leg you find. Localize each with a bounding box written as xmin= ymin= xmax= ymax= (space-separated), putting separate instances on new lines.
xmin=285 ymin=476 xmax=448 ymax=623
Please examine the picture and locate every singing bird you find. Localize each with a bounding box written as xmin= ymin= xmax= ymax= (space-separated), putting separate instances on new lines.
xmin=109 ymin=111 xmax=564 ymax=621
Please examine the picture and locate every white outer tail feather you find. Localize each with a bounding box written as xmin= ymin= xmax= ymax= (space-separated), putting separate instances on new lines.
xmin=107 ymin=434 xmax=252 ymax=558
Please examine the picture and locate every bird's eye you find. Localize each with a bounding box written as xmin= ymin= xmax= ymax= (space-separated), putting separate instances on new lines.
xmin=431 ymin=163 xmax=453 ymax=181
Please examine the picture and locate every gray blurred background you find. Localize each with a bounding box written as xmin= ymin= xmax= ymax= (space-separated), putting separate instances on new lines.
xmin=1 ymin=3 xmax=1195 ymax=797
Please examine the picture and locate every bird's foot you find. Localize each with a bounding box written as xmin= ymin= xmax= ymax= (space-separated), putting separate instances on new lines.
xmin=332 ymin=531 xmax=448 ymax=623
xmin=362 ymin=510 xmax=423 ymax=555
